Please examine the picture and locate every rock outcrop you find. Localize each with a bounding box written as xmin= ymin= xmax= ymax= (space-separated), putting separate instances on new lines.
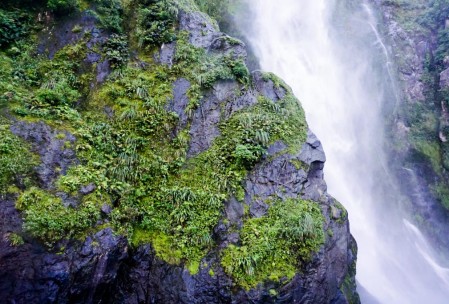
xmin=369 ymin=0 xmax=449 ymax=251
xmin=0 ymin=2 xmax=359 ymax=303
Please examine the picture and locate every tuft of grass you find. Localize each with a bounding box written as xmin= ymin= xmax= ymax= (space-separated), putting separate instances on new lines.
xmin=8 ymin=233 xmax=25 ymax=246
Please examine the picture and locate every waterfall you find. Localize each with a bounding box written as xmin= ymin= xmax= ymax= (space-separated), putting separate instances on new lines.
xmin=241 ymin=0 xmax=449 ymax=303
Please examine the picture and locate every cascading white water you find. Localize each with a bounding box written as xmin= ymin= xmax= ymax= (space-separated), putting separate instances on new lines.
xmin=242 ymin=0 xmax=449 ymax=303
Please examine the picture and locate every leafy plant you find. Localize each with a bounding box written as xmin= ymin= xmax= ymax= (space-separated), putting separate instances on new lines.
xmin=16 ymin=187 xmax=102 ymax=245
xmin=47 ymin=0 xmax=80 ymax=13
xmin=136 ymin=0 xmax=178 ymax=48
xmin=92 ymin=0 xmax=124 ymax=33
xmin=221 ymin=198 xmax=325 ymax=289
xmin=0 ymin=9 xmax=30 ymax=47
xmin=35 ymin=78 xmax=81 ymax=106
xmin=104 ymin=34 xmax=129 ymax=68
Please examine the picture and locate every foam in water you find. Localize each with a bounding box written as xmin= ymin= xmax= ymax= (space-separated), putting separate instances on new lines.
xmin=241 ymin=0 xmax=449 ymax=303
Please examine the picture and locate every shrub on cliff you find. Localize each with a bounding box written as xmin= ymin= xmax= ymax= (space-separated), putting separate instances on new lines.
xmin=0 ymin=9 xmax=30 ymax=48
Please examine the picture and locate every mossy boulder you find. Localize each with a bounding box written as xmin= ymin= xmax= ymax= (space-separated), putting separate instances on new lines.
xmin=0 ymin=1 xmax=359 ymax=303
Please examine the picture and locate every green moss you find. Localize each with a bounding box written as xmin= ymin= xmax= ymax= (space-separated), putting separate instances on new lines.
xmin=135 ymin=0 xmax=178 ymax=48
xmin=432 ymin=183 xmax=449 ymax=211
xmin=8 ymin=233 xmax=25 ymax=246
xmin=0 ymin=120 xmax=38 ymax=194
xmin=0 ymin=8 xmax=31 ymax=48
xmin=47 ymin=0 xmax=80 ymax=13
xmin=187 ymin=260 xmax=200 ymax=275
xmin=16 ymin=187 xmax=102 ymax=245
xmin=104 ymin=34 xmax=129 ymax=68
xmin=413 ymin=139 xmax=442 ymax=175
xmin=221 ymin=198 xmax=325 ymax=289
xmin=290 ymin=159 xmax=308 ymax=170
xmin=174 ymin=31 xmax=249 ymax=88
xmin=91 ymin=0 xmax=124 ymax=33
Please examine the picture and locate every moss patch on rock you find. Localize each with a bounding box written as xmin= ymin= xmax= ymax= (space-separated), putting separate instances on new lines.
xmin=221 ymin=198 xmax=325 ymax=289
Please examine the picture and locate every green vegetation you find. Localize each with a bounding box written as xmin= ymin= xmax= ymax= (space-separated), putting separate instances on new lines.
xmin=193 ymin=0 xmax=245 ymax=33
xmin=0 ymin=120 xmax=38 ymax=194
xmin=433 ymin=183 xmax=449 ymax=210
xmin=221 ymin=198 xmax=324 ymax=289
xmin=398 ymin=0 xmax=449 ymax=212
xmin=47 ymin=0 xmax=80 ymax=13
xmin=16 ymin=187 xmax=102 ymax=245
xmin=104 ymin=34 xmax=129 ymax=68
xmin=0 ymin=0 xmax=319 ymax=290
xmin=8 ymin=233 xmax=25 ymax=246
xmin=0 ymin=9 xmax=31 ymax=47
xmin=136 ymin=0 xmax=178 ymax=48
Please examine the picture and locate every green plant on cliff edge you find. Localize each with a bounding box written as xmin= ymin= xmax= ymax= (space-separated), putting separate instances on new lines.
xmin=221 ymin=198 xmax=325 ymax=289
xmin=16 ymin=187 xmax=102 ymax=245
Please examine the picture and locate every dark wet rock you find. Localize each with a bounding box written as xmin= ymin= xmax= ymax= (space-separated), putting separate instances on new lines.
xmin=186 ymin=74 xmax=281 ymax=157
xmin=104 ymin=106 xmax=114 ymax=118
xmin=331 ymin=205 xmax=343 ymax=220
xmin=224 ymin=197 xmax=244 ymax=224
xmin=167 ymin=78 xmax=191 ymax=131
xmin=179 ymin=11 xmax=219 ymax=49
xmin=187 ymin=91 xmax=222 ymax=157
xmin=440 ymin=67 xmax=449 ymax=89
xmin=224 ymin=90 xmax=258 ymax=118
xmin=96 ymin=60 xmax=111 ymax=84
xmin=209 ymin=35 xmax=247 ymax=59
xmin=157 ymin=42 xmax=176 ymax=66
xmin=101 ymin=204 xmax=112 ymax=215
xmin=37 ymin=11 xmax=111 ymax=85
xmin=2 ymin=115 xmax=357 ymax=304
xmin=2 ymin=126 xmax=357 ymax=304
xmin=250 ymin=199 xmax=269 ymax=218
xmin=0 ymin=223 xmax=128 ymax=304
xmin=0 ymin=198 xmax=22 ymax=236
xmin=179 ymin=11 xmax=246 ymax=59
xmin=253 ymin=71 xmax=287 ymax=102
xmin=11 ymin=121 xmax=77 ymax=189
xmin=85 ymin=52 xmax=101 ymax=64
xmin=244 ymin=131 xmax=325 ymax=205
xmin=213 ymin=80 xmax=239 ymax=102
xmin=57 ymin=192 xmax=80 ymax=208
xmin=267 ymin=141 xmax=288 ymax=156
xmin=80 ymin=183 xmax=96 ymax=195
xmin=37 ymin=12 xmax=104 ymax=59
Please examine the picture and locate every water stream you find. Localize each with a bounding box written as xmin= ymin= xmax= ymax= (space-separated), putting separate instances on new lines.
xmin=242 ymin=0 xmax=449 ymax=302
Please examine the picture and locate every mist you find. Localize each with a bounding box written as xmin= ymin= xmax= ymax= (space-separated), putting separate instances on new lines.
xmin=240 ymin=0 xmax=449 ymax=302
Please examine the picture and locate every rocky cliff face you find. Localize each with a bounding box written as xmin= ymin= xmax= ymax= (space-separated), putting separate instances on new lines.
xmin=0 ymin=1 xmax=359 ymax=303
xmin=368 ymin=0 xmax=449 ymax=251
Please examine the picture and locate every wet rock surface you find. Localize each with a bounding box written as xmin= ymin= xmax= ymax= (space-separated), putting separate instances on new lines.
xmin=0 ymin=224 xmax=127 ymax=304
xmin=11 ymin=121 xmax=77 ymax=189
xmin=167 ymin=78 xmax=191 ymax=133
